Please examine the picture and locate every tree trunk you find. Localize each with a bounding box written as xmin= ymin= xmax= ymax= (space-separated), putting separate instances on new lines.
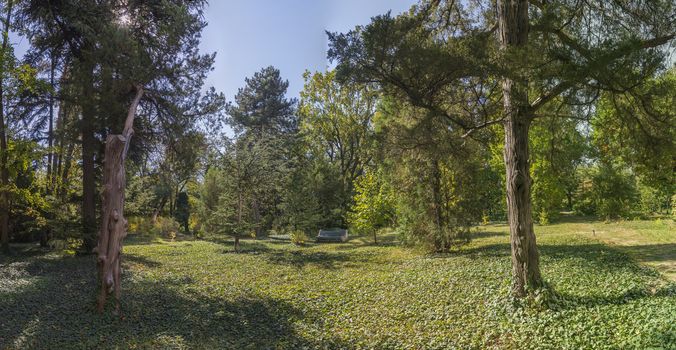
xmin=46 ymin=51 xmax=56 ymax=193
xmin=373 ymin=230 xmax=377 ymax=244
xmin=152 ymin=196 xmax=167 ymax=223
xmin=96 ymin=86 xmax=143 ymax=314
xmin=236 ymin=191 xmax=242 ymax=253
xmin=252 ymin=198 xmax=261 ymax=237
xmin=0 ymin=1 xmax=13 ymax=254
xmin=81 ymin=66 xmax=98 ymax=252
xmin=60 ymin=137 xmax=75 ymax=200
xmin=498 ymin=0 xmax=543 ymax=297
xmin=96 ymin=134 xmax=127 ymax=314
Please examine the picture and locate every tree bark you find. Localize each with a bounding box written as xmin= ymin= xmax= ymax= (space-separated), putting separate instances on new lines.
xmin=498 ymin=0 xmax=543 ymax=297
xmin=96 ymin=86 xmax=143 ymax=314
xmin=0 ymin=1 xmax=13 ymax=253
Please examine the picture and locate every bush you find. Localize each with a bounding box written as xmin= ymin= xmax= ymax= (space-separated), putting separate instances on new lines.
xmin=538 ymin=209 xmax=550 ymax=225
xmin=154 ymin=217 xmax=181 ymax=238
xmin=128 ymin=216 xmax=180 ymax=239
xmin=289 ymin=230 xmax=309 ymax=245
xmin=481 ymin=211 xmax=490 ymax=226
xmin=127 ymin=217 xmax=155 ymax=235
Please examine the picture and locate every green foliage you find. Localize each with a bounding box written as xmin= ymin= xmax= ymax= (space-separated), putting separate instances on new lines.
xmin=377 ymin=98 xmax=485 ymax=252
xmin=347 ymin=171 xmax=394 ymax=238
xmin=2 ymin=139 xmax=50 ymax=243
xmin=537 ymin=209 xmax=550 ymax=226
xmin=201 ymin=135 xmax=284 ymax=240
xmin=592 ymin=69 xmax=675 ymax=189
xmin=279 ymin=164 xmax=322 ymax=234
xmin=128 ymin=217 xmax=154 ymax=236
xmin=125 ymin=175 xmax=157 ymax=217
xmin=1 ymin=219 xmax=674 ymax=348
xmin=128 ymin=216 xmax=180 ymax=239
xmin=574 ymin=162 xmax=639 ymax=219
xmin=289 ymin=230 xmax=309 ymax=246
xmin=636 ymin=179 xmax=671 ymax=216
xmin=227 ymin=66 xmax=297 ymax=135
xmin=530 ymin=116 xmax=587 ymax=220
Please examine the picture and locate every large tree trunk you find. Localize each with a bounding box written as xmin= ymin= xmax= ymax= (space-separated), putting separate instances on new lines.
xmin=96 ymin=86 xmax=143 ymax=314
xmin=498 ymin=0 xmax=543 ymax=297
xmin=0 ymin=1 xmax=13 ymax=254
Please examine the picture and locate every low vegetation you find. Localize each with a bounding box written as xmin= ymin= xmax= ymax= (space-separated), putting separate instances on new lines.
xmin=2 ymin=219 xmax=674 ymax=349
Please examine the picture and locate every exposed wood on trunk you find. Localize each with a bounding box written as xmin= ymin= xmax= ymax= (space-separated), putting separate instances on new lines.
xmin=96 ymin=85 xmax=144 ymax=314
xmin=498 ymin=0 xmax=543 ymax=297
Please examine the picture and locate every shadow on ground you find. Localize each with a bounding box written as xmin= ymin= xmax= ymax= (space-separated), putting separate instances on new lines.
xmin=0 ymin=252 xmax=351 ymax=349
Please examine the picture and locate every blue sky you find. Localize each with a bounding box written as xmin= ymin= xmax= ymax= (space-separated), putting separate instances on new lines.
xmin=200 ymin=0 xmax=416 ymax=101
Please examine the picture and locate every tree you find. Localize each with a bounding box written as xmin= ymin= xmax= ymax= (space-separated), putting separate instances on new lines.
xmin=95 ymin=86 xmax=143 ymax=314
xmin=529 ymin=115 xmax=587 ymax=222
xmin=225 ymin=66 xmax=296 ymax=236
xmin=375 ymin=97 xmax=486 ymax=252
xmin=209 ymin=136 xmax=282 ymax=252
xmin=174 ymin=191 xmax=190 ymax=234
xmin=348 ymin=171 xmax=394 ymax=244
xmin=17 ymin=0 xmax=221 ymax=252
xmin=299 ymin=70 xmax=378 ymax=215
xmin=592 ymin=68 xmax=675 ymax=194
xmin=227 ymin=66 xmax=297 ymax=136
xmin=279 ymin=163 xmax=322 ymax=235
xmin=328 ymin=0 xmax=675 ymax=297
xmin=0 ymin=0 xmax=46 ymax=253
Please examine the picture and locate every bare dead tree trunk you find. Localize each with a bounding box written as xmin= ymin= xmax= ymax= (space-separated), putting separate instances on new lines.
xmin=498 ymin=0 xmax=543 ymax=297
xmin=96 ymin=86 xmax=144 ymax=314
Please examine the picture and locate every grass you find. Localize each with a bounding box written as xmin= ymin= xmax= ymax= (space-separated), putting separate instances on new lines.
xmin=1 ymin=218 xmax=675 ymax=349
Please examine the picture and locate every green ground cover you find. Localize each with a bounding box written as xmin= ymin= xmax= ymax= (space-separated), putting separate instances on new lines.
xmin=1 ymin=219 xmax=674 ymax=349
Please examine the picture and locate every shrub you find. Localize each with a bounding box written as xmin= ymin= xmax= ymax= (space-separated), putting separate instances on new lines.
xmin=538 ymin=209 xmax=550 ymax=225
xmin=481 ymin=211 xmax=490 ymax=226
xmin=153 ymin=217 xmax=181 ymax=238
xmin=289 ymin=230 xmax=309 ymax=245
xmin=127 ymin=217 xmax=155 ymax=236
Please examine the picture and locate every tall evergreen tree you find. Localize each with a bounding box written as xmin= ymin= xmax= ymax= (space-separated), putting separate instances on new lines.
xmin=225 ymin=66 xmax=297 ymax=235
xmin=227 ymin=66 xmax=297 ymax=136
